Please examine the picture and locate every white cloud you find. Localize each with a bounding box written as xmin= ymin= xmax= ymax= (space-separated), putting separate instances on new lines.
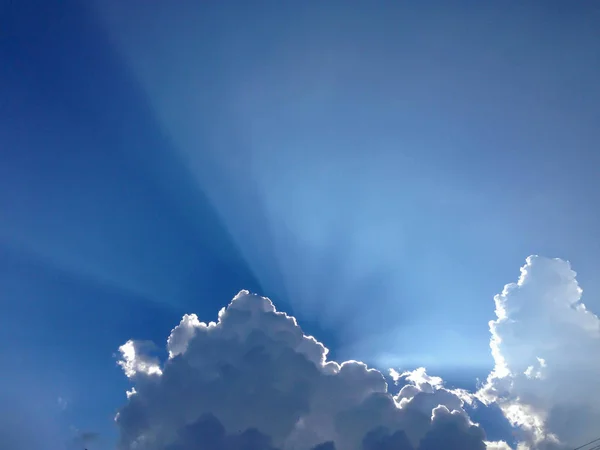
xmin=478 ymin=256 xmax=600 ymax=449
xmin=115 ymin=290 xmax=500 ymax=450
xmin=484 ymin=441 xmax=513 ymax=450
xmin=118 ymin=340 xmax=163 ymax=378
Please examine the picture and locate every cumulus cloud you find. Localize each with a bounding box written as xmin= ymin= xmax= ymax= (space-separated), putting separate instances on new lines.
xmin=116 ymin=290 xmax=502 ymax=450
xmin=478 ymin=256 xmax=600 ymax=449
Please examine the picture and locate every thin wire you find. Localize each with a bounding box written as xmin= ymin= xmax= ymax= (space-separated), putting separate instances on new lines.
xmin=574 ymin=437 xmax=600 ymax=450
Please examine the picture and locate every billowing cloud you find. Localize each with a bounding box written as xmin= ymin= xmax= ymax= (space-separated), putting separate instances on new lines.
xmin=478 ymin=256 xmax=600 ymax=449
xmin=115 ymin=290 xmax=503 ymax=450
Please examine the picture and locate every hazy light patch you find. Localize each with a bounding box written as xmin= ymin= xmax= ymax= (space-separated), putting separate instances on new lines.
xmin=338 ymin=319 xmax=494 ymax=374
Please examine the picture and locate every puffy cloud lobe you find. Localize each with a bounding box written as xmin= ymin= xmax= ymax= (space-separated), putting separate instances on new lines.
xmin=361 ymin=405 xmax=487 ymax=450
xmin=478 ymin=256 xmax=600 ymax=449
xmin=118 ymin=340 xmax=162 ymax=378
xmin=116 ymin=290 xmax=498 ymax=450
xmin=419 ymin=406 xmax=486 ymax=450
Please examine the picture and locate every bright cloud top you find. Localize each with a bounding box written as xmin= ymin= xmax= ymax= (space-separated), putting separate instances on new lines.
xmin=478 ymin=256 xmax=600 ymax=449
xmin=116 ymin=256 xmax=598 ymax=450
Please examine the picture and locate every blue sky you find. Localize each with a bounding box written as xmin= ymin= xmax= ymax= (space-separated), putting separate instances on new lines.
xmin=1 ymin=1 xmax=599 ymax=449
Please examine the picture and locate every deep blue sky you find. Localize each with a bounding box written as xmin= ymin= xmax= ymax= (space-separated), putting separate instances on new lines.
xmin=1 ymin=1 xmax=599 ymax=448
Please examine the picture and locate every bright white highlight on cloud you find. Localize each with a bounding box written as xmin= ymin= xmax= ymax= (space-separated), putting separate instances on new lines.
xmin=116 ymin=256 xmax=598 ymax=450
xmin=118 ymin=340 xmax=163 ymax=378
xmin=478 ymin=256 xmax=600 ymax=449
